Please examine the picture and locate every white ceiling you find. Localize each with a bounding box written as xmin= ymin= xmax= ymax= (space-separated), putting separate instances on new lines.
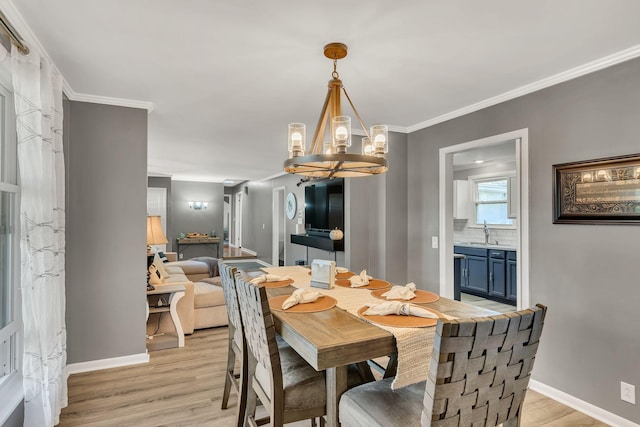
xmin=11 ymin=0 xmax=640 ymax=182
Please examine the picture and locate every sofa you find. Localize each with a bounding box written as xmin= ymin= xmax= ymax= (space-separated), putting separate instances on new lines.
xmin=149 ymin=254 xmax=228 ymax=335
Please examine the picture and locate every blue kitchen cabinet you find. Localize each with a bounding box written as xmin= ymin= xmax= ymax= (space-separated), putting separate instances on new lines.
xmin=507 ymin=251 xmax=517 ymax=302
xmin=489 ymin=250 xmax=506 ymax=298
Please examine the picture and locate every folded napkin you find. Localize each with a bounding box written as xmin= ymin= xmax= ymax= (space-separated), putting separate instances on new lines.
xmin=364 ymin=301 xmax=438 ymax=318
xmin=282 ymin=288 xmax=324 ymax=310
xmin=381 ymin=283 xmax=417 ymax=300
xmin=335 ymin=267 xmax=349 ymax=274
xmin=250 ymin=273 xmax=291 ymax=285
xmin=349 ymin=270 xmax=372 ymax=287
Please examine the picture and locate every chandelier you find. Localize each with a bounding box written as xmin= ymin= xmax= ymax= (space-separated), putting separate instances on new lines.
xmin=284 ymin=43 xmax=388 ymax=178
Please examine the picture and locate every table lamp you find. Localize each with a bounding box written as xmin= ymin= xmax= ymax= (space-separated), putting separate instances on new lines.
xmin=146 ymin=215 xmax=168 ymax=290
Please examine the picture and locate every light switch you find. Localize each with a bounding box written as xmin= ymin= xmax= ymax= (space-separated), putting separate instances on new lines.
xmin=432 ymin=236 xmax=438 ymax=249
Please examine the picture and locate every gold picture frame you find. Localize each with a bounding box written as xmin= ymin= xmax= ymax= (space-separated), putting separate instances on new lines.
xmin=553 ymin=153 xmax=640 ymax=224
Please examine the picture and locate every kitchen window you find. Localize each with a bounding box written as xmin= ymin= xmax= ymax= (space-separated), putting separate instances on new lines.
xmin=472 ymin=175 xmax=514 ymax=226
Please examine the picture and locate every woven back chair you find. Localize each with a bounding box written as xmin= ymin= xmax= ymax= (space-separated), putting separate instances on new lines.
xmin=422 ymin=304 xmax=546 ymax=426
xmin=235 ymin=274 xmax=327 ymax=427
xmin=339 ymin=304 xmax=547 ymax=427
xmin=218 ymin=262 xmax=247 ymax=427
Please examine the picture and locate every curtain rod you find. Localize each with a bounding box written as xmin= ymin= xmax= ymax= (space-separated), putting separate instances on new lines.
xmin=0 ymin=10 xmax=29 ymax=55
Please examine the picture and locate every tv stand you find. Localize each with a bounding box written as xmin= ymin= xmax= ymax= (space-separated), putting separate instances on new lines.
xmin=291 ymin=234 xmax=343 ymax=263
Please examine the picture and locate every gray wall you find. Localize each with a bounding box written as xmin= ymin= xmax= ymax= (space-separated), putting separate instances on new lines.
xmin=408 ymin=58 xmax=640 ymax=423
xmin=148 ymin=176 xmax=173 ymax=250
xmin=171 ymin=180 xmax=224 ymax=259
xmin=65 ymin=101 xmax=148 ymax=364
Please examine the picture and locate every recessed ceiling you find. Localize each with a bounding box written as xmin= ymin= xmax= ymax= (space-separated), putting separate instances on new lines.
xmin=12 ymin=0 xmax=640 ymax=182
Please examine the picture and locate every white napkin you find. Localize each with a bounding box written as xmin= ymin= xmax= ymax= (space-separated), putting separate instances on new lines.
xmin=336 ymin=267 xmax=349 ymax=274
xmin=381 ymin=283 xmax=417 ymax=300
xmin=282 ymin=288 xmax=324 ymax=310
xmin=349 ymin=270 xmax=372 ymax=287
xmin=364 ymin=301 xmax=438 ymax=318
xmin=250 ymin=273 xmax=291 ymax=285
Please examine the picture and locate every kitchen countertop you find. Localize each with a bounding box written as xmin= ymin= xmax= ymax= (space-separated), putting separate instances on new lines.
xmin=454 ymin=242 xmax=517 ymax=251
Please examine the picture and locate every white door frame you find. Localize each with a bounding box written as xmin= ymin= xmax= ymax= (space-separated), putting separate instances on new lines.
xmin=234 ymin=191 xmax=243 ymax=248
xmin=272 ymin=186 xmax=286 ymax=266
xmin=438 ymin=128 xmax=530 ymax=310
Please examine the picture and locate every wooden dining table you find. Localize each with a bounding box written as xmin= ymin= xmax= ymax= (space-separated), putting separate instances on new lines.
xmin=261 ymin=266 xmax=498 ymax=427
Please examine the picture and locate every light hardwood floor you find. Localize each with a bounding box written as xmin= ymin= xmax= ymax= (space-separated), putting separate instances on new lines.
xmin=59 ymin=327 xmax=608 ymax=427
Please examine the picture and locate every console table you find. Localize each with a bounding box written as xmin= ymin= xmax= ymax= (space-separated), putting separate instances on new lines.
xmin=146 ymin=284 xmax=185 ymax=351
xmin=176 ymin=236 xmax=220 ymax=258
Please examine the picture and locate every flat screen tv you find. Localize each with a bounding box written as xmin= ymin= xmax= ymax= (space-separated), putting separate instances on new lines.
xmin=304 ymin=179 xmax=344 ymax=233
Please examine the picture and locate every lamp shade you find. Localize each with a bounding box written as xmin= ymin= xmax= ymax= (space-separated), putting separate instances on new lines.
xmin=146 ymin=216 xmax=168 ymax=246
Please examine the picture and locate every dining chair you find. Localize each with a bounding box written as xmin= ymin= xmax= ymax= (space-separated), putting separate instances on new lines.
xmin=234 ymin=274 xmax=328 ymax=427
xmin=339 ymin=304 xmax=547 ymax=427
xmin=219 ymin=262 xmax=247 ymax=427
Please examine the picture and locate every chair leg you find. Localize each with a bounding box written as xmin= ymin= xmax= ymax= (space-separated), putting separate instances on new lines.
xmin=244 ymin=358 xmax=258 ymax=427
xmin=235 ymin=344 xmax=248 ymax=427
xmin=310 ymin=418 xmax=317 ymax=427
xmin=222 ymin=337 xmax=236 ymax=409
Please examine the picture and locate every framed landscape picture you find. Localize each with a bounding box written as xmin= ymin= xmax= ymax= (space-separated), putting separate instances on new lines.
xmin=553 ymin=153 xmax=640 ymax=224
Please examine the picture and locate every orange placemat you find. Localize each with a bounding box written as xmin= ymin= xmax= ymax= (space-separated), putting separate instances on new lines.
xmin=370 ymin=289 xmax=440 ymax=304
xmin=336 ymin=278 xmax=391 ymax=290
xmin=307 ymin=270 xmax=355 ymax=279
xmin=261 ymin=279 xmax=294 ymax=288
xmin=357 ymin=306 xmax=440 ymax=328
xmin=269 ymin=295 xmax=337 ymax=313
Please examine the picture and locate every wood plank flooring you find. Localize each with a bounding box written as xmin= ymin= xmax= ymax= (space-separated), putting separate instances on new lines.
xmin=461 ymin=292 xmax=516 ymax=314
xmin=59 ymin=327 xmax=609 ymax=427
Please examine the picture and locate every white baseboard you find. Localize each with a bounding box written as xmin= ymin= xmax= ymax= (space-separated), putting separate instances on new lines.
xmin=529 ymin=380 xmax=639 ymax=427
xmin=66 ymin=352 xmax=149 ymax=377
xmin=242 ymin=248 xmax=257 ymax=256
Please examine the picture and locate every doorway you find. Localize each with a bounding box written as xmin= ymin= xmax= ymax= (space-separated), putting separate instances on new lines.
xmin=272 ymin=187 xmax=286 ymax=266
xmin=439 ymin=129 xmax=530 ymax=310
xmin=223 ymin=194 xmax=231 ymax=244
xmin=234 ymin=192 xmax=243 ymax=248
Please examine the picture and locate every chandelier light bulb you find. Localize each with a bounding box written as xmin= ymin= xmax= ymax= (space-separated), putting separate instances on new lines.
xmin=291 ymin=132 xmax=302 ymax=147
xmin=335 ymin=126 xmax=348 ymax=142
xmin=288 ymin=123 xmax=306 ymax=157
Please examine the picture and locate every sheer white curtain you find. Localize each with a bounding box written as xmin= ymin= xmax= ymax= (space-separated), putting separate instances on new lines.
xmin=11 ymin=44 xmax=67 ymax=426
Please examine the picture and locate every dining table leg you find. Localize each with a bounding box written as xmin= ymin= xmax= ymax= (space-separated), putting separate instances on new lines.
xmin=326 ymin=365 xmax=348 ymax=427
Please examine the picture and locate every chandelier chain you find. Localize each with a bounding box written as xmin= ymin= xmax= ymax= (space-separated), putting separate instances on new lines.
xmin=332 ymin=59 xmax=339 ymax=79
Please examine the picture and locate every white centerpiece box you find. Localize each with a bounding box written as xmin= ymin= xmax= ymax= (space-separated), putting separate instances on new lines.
xmin=310 ymin=259 xmax=335 ymax=289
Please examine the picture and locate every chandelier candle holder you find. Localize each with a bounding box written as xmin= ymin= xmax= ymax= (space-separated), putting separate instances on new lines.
xmin=284 ymin=42 xmax=388 ymax=178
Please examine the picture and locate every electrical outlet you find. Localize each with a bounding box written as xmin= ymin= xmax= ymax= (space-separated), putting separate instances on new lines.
xmin=621 ymin=381 xmax=636 ymax=404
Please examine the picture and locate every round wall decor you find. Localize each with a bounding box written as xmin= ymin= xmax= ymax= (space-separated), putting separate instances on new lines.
xmin=286 ymin=192 xmax=297 ymax=220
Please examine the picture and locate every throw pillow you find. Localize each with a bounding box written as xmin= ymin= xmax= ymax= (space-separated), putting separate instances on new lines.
xmin=158 ymin=251 xmax=169 ymax=263
xmin=153 ymin=254 xmax=170 ymax=279
xmin=149 ymin=265 xmax=163 ymax=284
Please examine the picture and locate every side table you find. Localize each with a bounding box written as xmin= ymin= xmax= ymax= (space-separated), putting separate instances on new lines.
xmin=146 ymin=284 xmax=185 ymax=351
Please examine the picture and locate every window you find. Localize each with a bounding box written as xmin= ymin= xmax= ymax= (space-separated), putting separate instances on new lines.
xmin=0 ymin=79 xmax=20 ymax=400
xmin=472 ymin=175 xmax=514 ymax=226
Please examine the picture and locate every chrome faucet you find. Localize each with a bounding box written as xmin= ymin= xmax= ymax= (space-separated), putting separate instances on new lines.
xmin=483 ymin=220 xmax=490 ymax=245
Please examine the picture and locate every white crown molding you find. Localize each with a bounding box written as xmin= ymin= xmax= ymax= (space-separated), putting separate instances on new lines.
xmin=529 ymin=380 xmax=640 ymax=427
xmin=65 ymin=88 xmax=154 ymax=111
xmin=407 ymin=43 xmax=640 ymax=133
xmin=66 ymin=352 xmax=149 ymax=376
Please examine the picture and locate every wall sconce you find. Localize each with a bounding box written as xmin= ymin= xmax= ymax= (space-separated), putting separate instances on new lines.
xmin=188 ymin=201 xmax=208 ymax=210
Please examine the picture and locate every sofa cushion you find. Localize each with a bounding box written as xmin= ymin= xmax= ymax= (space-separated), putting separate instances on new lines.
xmin=165 ymin=266 xmax=185 ymax=275
xmin=167 ymin=260 xmax=210 ymax=276
xmin=163 ymin=272 xmax=190 ymax=284
xmin=200 ymin=276 xmax=222 ymax=287
xmin=193 ymin=281 xmax=225 ymax=309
